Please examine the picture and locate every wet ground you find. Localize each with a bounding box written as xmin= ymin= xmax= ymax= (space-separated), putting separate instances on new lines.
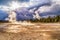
xmin=0 ymin=23 xmax=60 ymax=40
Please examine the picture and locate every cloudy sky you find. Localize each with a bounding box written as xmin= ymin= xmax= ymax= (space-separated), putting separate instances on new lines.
xmin=0 ymin=0 xmax=50 ymax=8
xmin=0 ymin=0 xmax=60 ymax=20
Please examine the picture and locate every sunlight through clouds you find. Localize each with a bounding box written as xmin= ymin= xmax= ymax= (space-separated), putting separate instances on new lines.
xmin=8 ymin=1 xmax=20 ymax=10
xmin=0 ymin=0 xmax=49 ymax=10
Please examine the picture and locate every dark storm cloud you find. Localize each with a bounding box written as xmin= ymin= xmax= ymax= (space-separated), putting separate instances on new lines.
xmin=37 ymin=0 xmax=60 ymax=17
xmin=18 ymin=0 xmax=30 ymax=2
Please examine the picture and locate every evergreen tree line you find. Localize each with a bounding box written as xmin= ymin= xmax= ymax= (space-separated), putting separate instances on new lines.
xmin=30 ymin=15 xmax=60 ymax=23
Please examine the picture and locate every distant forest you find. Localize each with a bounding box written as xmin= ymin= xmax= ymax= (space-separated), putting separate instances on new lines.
xmin=0 ymin=15 xmax=60 ymax=23
xmin=0 ymin=20 xmax=9 ymax=23
xmin=30 ymin=15 xmax=60 ymax=23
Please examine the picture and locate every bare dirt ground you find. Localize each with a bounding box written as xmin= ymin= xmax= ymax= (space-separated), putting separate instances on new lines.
xmin=0 ymin=23 xmax=60 ymax=40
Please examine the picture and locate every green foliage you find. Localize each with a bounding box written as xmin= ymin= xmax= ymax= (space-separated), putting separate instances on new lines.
xmin=30 ymin=15 xmax=60 ymax=23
